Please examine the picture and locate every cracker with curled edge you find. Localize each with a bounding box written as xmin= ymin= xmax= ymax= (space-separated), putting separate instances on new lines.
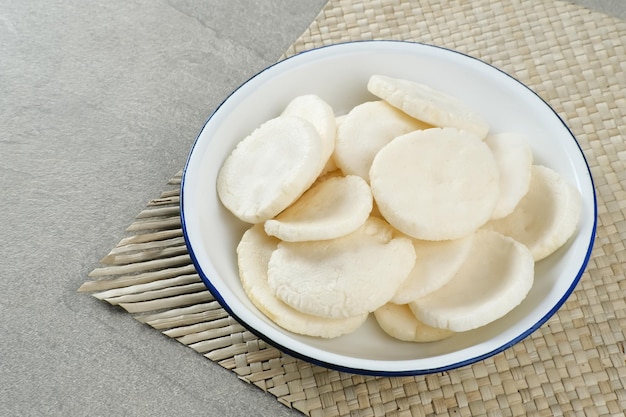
xmin=281 ymin=94 xmax=337 ymax=162
xmin=267 ymin=217 xmax=416 ymax=319
xmin=334 ymin=100 xmax=429 ymax=183
xmin=237 ymin=224 xmax=368 ymax=338
xmin=391 ymin=234 xmax=474 ymax=305
xmin=484 ymin=132 xmax=534 ymax=220
xmin=483 ymin=165 xmax=582 ymax=261
xmin=264 ymin=174 xmax=372 ymax=242
xmin=367 ymin=74 xmax=489 ymax=139
xmin=409 ymin=229 xmax=535 ymax=332
xmin=374 ymin=303 xmax=455 ymax=343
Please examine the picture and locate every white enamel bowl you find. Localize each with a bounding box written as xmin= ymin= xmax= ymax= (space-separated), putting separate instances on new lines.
xmin=181 ymin=41 xmax=596 ymax=376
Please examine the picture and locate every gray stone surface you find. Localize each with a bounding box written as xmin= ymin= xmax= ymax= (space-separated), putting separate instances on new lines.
xmin=574 ymin=0 xmax=626 ymax=19
xmin=0 ymin=1 xmax=623 ymax=416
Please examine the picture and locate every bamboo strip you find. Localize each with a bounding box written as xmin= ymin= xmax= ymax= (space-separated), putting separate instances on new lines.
xmin=88 ymin=254 xmax=191 ymax=277
xmin=148 ymin=196 xmax=179 ymax=206
xmin=100 ymin=244 xmax=188 ymax=265
xmin=125 ymin=216 xmax=181 ymax=232
xmin=107 ymin=236 xmax=186 ymax=256
xmin=242 ymin=365 xmax=292 ymax=384
xmin=92 ymin=273 xmax=201 ymax=299
xmin=78 ymin=264 xmax=197 ymax=292
xmin=136 ymin=206 xmax=181 ymax=219
xmin=102 ymin=282 xmax=207 ymax=305
xmin=161 ymin=189 xmax=180 ymax=198
xmin=168 ymin=170 xmax=183 ymax=185
xmin=134 ymin=301 xmax=221 ymax=324
xmin=204 ymin=336 xmax=260 ymax=361
xmin=176 ymin=322 xmax=248 ymax=345
xmin=116 ymin=229 xmax=183 ymax=246
xmin=119 ymin=290 xmax=214 ymax=313
xmin=189 ymin=330 xmax=253 ymax=354
xmin=162 ymin=316 xmax=240 ymax=338
xmin=219 ymin=347 xmax=283 ymax=371
xmin=148 ymin=308 xmax=229 ymax=330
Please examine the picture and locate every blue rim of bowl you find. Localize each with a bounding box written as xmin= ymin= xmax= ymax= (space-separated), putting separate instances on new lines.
xmin=180 ymin=40 xmax=598 ymax=376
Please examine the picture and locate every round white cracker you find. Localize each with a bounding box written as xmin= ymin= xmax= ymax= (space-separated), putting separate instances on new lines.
xmin=391 ymin=233 xmax=474 ymax=304
xmin=217 ymin=115 xmax=324 ymax=223
xmin=367 ymin=74 xmax=489 ymax=139
xmin=264 ymin=174 xmax=372 ymax=242
xmin=267 ymin=217 xmax=416 ymax=319
xmin=409 ymin=229 xmax=535 ymax=332
xmin=334 ymin=100 xmax=429 ymax=182
xmin=369 ymin=127 xmax=499 ymax=241
xmin=281 ymin=94 xmax=336 ymax=162
xmin=374 ymin=303 xmax=454 ymax=342
xmin=237 ymin=224 xmax=368 ymax=338
xmin=483 ymin=165 xmax=582 ymax=261
xmin=484 ymin=132 xmax=534 ymax=220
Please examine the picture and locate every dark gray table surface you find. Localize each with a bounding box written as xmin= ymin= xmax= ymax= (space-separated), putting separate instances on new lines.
xmin=1 ymin=1 xmax=623 ymax=416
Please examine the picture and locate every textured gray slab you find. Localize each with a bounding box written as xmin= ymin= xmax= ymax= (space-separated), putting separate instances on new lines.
xmin=574 ymin=0 xmax=626 ymax=19
xmin=0 ymin=1 xmax=326 ymax=416
xmin=0 ymin=1 xmax=623 ymax=416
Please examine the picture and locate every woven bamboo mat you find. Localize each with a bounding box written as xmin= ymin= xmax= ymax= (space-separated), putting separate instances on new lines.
xmin=79 ymin=1 xmax=626 ymax=416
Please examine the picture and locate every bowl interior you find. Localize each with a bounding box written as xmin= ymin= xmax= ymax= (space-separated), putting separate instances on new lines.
xmin=181 ymin=41 xmax=596 ymax=375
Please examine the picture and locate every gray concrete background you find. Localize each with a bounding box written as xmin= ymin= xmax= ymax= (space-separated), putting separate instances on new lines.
xmin=0 ymin=1 xmax=623 ymax=416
